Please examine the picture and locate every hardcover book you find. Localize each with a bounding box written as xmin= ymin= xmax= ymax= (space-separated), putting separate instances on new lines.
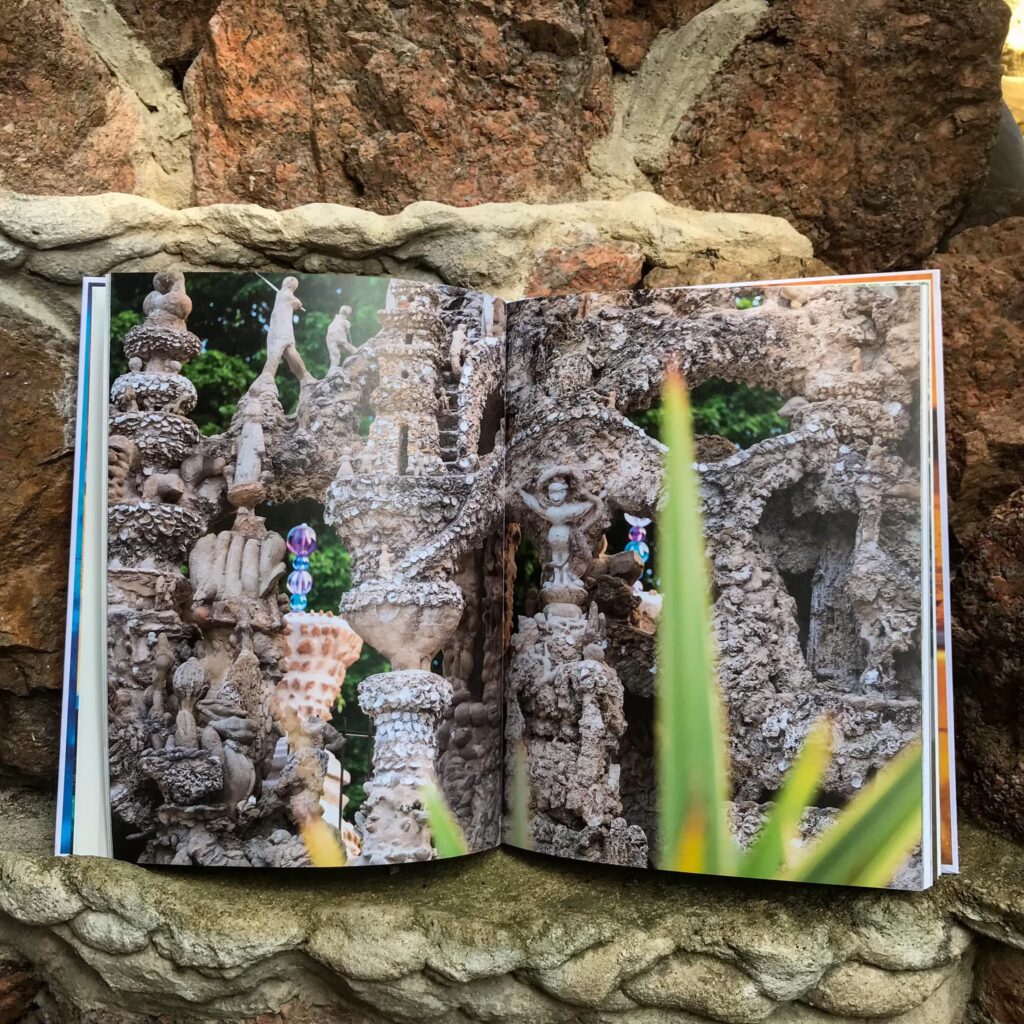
xmin=57 ymin=268 xmax=956 ymax=890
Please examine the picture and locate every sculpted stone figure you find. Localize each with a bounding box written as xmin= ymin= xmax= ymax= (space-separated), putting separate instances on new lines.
xmin=226 ymin=390 xmax=272 ymax=509
xmin=259 ymin=276 xmax=306 ymax=382
xmin=326 ymin=303 xmax=356 ymax=372
xmin=143 ymin=270 xmax=192 ymax=325
xmin=518 ymin=467 xmax=599 ymax=590
xmin=449 ymin=322 xmax=469 ymax=378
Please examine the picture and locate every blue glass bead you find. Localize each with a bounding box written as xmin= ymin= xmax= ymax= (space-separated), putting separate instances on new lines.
xmin=289 ymin=593 xmax=308 ymax=612
xmin=287 ymin=569 xmax=313 ymax=595
xmin=292 ymin=555 xmax=310 ymax=571
xmin=286 ymin=523 xmax=317 ymax=557
xmin=628 ymin=525 xmax=646 ymax=542
xmin=625 ymin=540 xmax=650 ymax=563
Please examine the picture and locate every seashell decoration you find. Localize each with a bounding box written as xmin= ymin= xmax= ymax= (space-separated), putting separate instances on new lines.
xmin=278 ymin=611 xmax=364 ymax=724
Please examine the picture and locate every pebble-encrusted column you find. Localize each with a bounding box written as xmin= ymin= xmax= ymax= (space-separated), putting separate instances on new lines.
xmin=355 ymin=669 xmax=453 ymax=864
xmin=106 ymin=273 xmax=206 ymax=830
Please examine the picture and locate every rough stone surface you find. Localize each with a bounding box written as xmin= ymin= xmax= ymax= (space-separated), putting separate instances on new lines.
xmin=0 ymin=0 xmax=190 ymax=207
xmin=0 ymin=189 xmax=818 ymax=302
xmin=0 ymin=312 xmax=74 ymax=786
xmin=185 ymin=0 xmax=614 ymax=211
xmin=0 ymin=947 xmax=40 ymax=1024
xmin=2 ymin=784 xmax=1009 ymax=1024
xmin=0 ymin=1 xmax=137 ymax=198
xmin=524 ymin=235 xmax=646 ymax=296
xmin=113 ymin=0 xmax=221 ymax=71
xmin=953 ymin=104 xmax=1024 ymax=232
xmin=600 ymin=0 xmax=720 ymax=72
xmin=654 ymin=0 xmax=1011 ymax=271
xmin=972 ymin=942 xmax=1024 ymax=1024
xmin=0 ymin=0 xmax=1011 ymax=276
xmin=929 ymin=219 xmax=1024 ymax=843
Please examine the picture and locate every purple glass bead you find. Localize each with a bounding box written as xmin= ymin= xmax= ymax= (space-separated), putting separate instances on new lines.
xmin=286 ymin=569 xmax=313 ymax=595
xmin=628 ymin=525 xmax=646 ymax=542
xmin=286 ymin=523 xmax=317 ymax=557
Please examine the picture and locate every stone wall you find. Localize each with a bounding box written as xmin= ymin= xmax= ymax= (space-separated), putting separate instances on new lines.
xmin=0 ymin=0 xmax=1010 ymax=269
xmin=1 ymin=0 xmax=1024 ymax=1021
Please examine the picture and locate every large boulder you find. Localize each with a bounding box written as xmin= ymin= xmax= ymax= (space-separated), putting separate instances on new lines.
xmin=0 ymin=0 xmax=191 ymax=208
xmin=185 ymin=0 xmax=614 ymax=211
xmin=0 ymin=0 xmax=137 ymax=198
xmin=0 ymin=313 xmax=74 ymax=787
xmin=650 ymin=0 xmax=1011 ymax=271
xmin=930 ymin=219 xmax=1024 ymax=842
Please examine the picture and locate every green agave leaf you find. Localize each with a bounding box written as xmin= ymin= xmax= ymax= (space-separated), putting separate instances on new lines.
xmin=657 ymin=370 xmax=735 ymax=874
xmin=737 ymin=718 xmax=832 ymax=878
xmin=510 ymin=740 xmax=533 ymax=851
xmin=785 ymin=741 xmax=923 ymax=887
xmin=422 ymin=781 xmax=470 ymax=858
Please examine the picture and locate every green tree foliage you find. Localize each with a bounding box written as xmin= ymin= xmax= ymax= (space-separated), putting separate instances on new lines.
xmin=109 ymin=271 xmax=388 ymax=417
xmin=632 ymin=379 xmax=786 ymax=449
xmin=182 ymin=350 xmax=258 ymax=435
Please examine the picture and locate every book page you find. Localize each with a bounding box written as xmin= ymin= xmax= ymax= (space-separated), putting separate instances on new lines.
xmin=98 ymin=271 xmax=505 ymax=866
xmin=502 ymin=274 xmax=942 ymax=890
xmin=926 ymin=273 xmax=959 ymax=873
xmin=56 ymin=278 xmax=114 ymax=857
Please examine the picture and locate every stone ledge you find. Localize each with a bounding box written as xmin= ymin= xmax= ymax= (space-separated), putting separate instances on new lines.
xmin=4 ymin=786 xmax=1021 ymax=1023
xmin=0 ymin=189 xmax=825 ymax=320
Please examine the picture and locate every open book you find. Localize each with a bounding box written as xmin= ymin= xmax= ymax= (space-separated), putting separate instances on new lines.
xmin=57 ymin=269 xmax=956 ymax=890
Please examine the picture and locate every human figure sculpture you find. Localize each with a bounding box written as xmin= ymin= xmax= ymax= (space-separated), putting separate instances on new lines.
xmin=227 ymin=390 xmax=271 ymax=509
xmin=326 ymin=304 xmax=356 ymax=372
xmin=518 ymin=467 xmax=599 ymax=589
xmin=260 ymin=276 xmax=312 ymax=385
xmin=449 ymin=323 xmax=469 ymax=378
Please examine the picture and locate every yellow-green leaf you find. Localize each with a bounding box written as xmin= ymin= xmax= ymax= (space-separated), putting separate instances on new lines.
xmin=510 ymin=740 xmax=533 ymax=851
xmin=422 ymin=781 xmax=470 ymax=858
xmin=657 ymin=369 xmax=735 ymax=874
xmin=785 ymin=741 xmax=923 ymax=887
xmin=737 ymin=718 xmax=832 ymax=878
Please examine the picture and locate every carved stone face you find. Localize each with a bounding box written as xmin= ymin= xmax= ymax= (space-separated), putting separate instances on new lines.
xmin=547 ymin=479 xmax=568 ymax=504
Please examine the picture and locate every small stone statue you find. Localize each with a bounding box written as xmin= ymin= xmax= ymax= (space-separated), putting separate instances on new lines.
xmin=142 ymin=270 xmax=192 ymax=325
xmin=518 ymin=467 xmax=599 ymax=589
xmin=260 ymin=276 xmax=312 ymax=385
xmin=326 ymin=304 xmax=356 ymax=372
xmin=227 ymin=389 xmax=270 ymax=509
xmin=449 ymin=322 xmax=469 ymax=378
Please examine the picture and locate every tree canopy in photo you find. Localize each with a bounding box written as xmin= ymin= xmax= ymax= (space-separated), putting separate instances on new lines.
xmin=110 ymin=272 xmax=389 ymax=434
